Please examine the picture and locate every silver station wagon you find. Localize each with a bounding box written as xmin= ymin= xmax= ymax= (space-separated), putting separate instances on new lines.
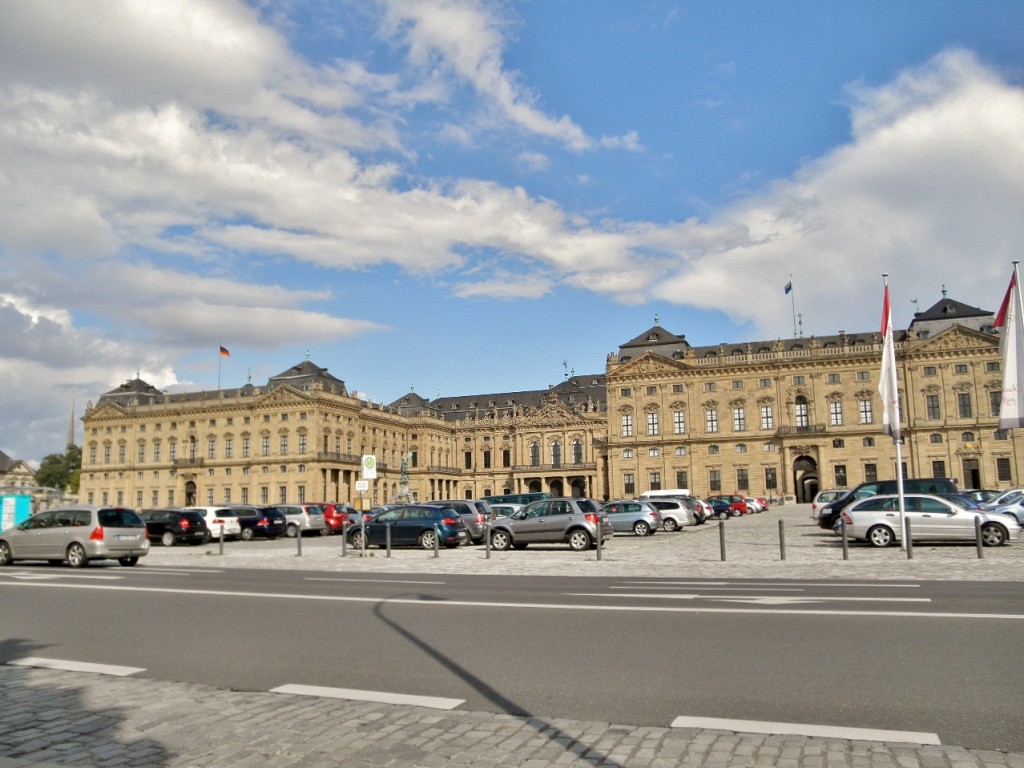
xmin=0 ymin=505 xmax=150 ymax=567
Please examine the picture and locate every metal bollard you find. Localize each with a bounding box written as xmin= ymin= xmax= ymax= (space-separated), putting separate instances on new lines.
xmin=975 ymin=516 xmax=984 ymax=559
xmin=433 ymin=524 xmax=440 ymax=558
xmin=904 ymin=518 xmax=913 ymax=560
xmin=485 ymin=520 xmax=491 ymax=559
xmin=341 ymin=527 xmax=347 ymax=557
xmin=296 ymin=526 xmax=302 ymax=557
xmin=596 ymin=521 xmax=602 ymax=561
xmin=841 ymin=518 xmax=849 ymax=560
xmin=778 ymin=519 xmax=786 ymax=561
xmin=218 ymin=524 xmax=224 ymax=556
xmin=386 ymin=523 xmax=391 ymax=558
xmin=719 ymin=520 xmax=727 ymax=561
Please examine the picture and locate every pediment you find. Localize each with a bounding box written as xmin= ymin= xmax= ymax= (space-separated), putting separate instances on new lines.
xmin=252 ymin=385 xmax=310 ymax=406
xmin=89 ymin=401 xmax=128 ymax=419
xmin=909 ymin=325 xmax=998 ymax=354
xmin=611 ymin=352 xmax=688 ymax=379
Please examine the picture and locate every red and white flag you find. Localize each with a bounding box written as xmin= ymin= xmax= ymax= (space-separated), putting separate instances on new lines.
xmin=994 ymin=266 xmax=1024 ymax=430
xmin=878 ymin=281 xmax=900 ymax=439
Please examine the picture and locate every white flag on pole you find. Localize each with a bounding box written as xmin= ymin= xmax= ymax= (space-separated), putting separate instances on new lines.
xmin=994 ymin=265 xmax=1024 ymax=430
xmin=878 ymin=281 xmax=900 ymax=440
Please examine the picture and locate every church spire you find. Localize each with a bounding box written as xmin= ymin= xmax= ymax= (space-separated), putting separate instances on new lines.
xmin=67 ymin=394 xmax=76 ymax=448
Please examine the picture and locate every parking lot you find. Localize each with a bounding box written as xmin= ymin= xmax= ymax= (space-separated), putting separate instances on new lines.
xmin=143 ymin=502 xmax=1024 ymax=582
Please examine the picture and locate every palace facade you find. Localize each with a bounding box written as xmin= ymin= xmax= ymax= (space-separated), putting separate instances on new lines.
xmin=79 ymin=293 xmax=1020 ymax=508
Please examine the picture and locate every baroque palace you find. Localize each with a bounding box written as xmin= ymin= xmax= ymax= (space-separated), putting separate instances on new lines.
xmin=79 ymin=292 xmax=1019 ymax=509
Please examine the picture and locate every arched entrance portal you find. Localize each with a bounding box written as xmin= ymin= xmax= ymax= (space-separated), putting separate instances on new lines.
xmin=548 ymin=479 xmax=564 ymax=496
xmin=184 ymin=480 xmax=197 ymax=507
xmin=791 ymin=456 xmax=818 ymax=504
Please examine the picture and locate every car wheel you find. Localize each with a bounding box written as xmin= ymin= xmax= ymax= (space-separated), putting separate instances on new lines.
xmin=241 ymin=527 xmax=255 ymax=541
xmin=981 ymin=523 xmax=1007 ymax=547
xmin=320 ymin=527 xmax=332 ymax=536
xmin=66 ymin=542 xmax=89 ymax=568
xmin=731 ymin=509 xmax=742 ymax=518
xmin=349 ymin=530 xmax=366 ymax=549
xmin=201 ymin=532 xmax=212 ymax=544
xmin=118 ymin=556 xmax=139 ymax=566
xmin=419 ymin=530 xmax=437 ymax=550
xmin=568 ymin=529 xmax=592 ymax=551
xmin=161 ymin=531 xmax=176 ymax=547
xmin=0 ymin=541 xmax=12 ymax=566
xmin=663 ymin=518 xmax=679 ymax=532
xmin=633 ymin=521 xmax=651 ymax=536
xmin=717 ymin=511 xmax=729 ymax=521
xmin=286 ymin=524 xmax=299 ymax=538
xmin=490 ymin=530 xmax=512 ymax=551
xmin=867 ymin=525 xmax=894 ymax=548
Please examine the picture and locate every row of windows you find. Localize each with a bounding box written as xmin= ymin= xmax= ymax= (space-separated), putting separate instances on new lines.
xmin=617 ymin=363 xmax=1001 ymax=400
xmin=623 ymin=455 xmax=1013 ymax=497
xmin=87 ymin=483 xmax=311 ymax=508
xmin=621 ymin=400 xmax=872 ymax=436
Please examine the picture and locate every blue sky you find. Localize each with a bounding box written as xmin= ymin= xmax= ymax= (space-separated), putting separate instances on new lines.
xmin=1 ymin=0 xmax=1023 ymax=463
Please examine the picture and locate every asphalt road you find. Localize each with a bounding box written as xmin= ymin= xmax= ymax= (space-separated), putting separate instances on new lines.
xmin=2 ymin=566 xmax=1021 ymax=752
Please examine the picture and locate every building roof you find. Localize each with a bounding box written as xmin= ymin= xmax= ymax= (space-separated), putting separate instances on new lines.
xmin=910 ymin=296 xmax=992 ymax=324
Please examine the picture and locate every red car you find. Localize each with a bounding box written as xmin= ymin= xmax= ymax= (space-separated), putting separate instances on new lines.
xmin=316 ymin=503 xmax=358 ymax=535
xmin=707 ymin=495 xmax=748 ymax=516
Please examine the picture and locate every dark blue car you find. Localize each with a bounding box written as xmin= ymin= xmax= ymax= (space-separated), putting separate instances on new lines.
xmin=346 ymin=504 xmax=468 ymax=549
xmin=238 ymin=507 xmax=288 ymax=541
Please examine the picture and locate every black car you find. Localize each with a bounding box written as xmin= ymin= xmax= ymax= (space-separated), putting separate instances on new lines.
xmin=346 ymin=504 xmax=468 ymax=549
xmin=140 ymin=508 xmax=209 ymax=547
xmin=237 ymin=507 xmax=288 ymax=540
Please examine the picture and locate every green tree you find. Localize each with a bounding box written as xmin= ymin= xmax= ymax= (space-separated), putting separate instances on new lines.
xmin=34 ymin=445 xmax=81 ymax=492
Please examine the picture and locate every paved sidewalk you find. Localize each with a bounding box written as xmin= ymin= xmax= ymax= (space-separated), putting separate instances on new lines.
xmin=2 ymin=504 xmax=1022 ymax=767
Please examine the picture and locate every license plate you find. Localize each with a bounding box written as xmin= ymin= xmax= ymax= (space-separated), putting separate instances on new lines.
xmin=116 ymin=534 xmax=137 ymax=541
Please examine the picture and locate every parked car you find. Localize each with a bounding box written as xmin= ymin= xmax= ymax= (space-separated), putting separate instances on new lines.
xmin=603 ymin=500 xmax=662 ymax=536
xmin=489 ymin=503 xmax=523 ymax=518
xmin=810 ymin=489 xmax=848 ymax=520
xmin=184 ymin=506 xmax=243 ymax=541
xmin=346 ymin=504 xmax=468 ymax=549
xmin=139 ymin=508 xmax=209 ymax=547
xmin=706 ymin=497 xmax=734 ymax=520
xmin=432 ymin=499 xmax=494 ymax=545
xmin=745 ymin=498 xmax=764 ymax=513
xmin=817 ymin=478 xmax=959 ymax=530
xmin=488 ymin=497 xmax=612 ymax=551
xmin=841 ymin=494 xmax=1021 ymax=547
xmin=990 ymin=498 xmax=1024 ymax=527
xmin=317 ymin=503 xmax=357 ymax=535
xmin=645 ymin=499 xmax=697 ymax=530
xmin=707 ymin=495 xmax=747 ymax=516
xmin=962 ymin=489 xmax=1000 ymax=504
xmin=261 ymin=504 xmax=328 ymax=537
xmin=237 ymin=507 xmax=288 ymax=540
xmin=0 ymin=506 xmax=150 ymax=567
xmin=981 ymin=488 xmax=1024 ymax=509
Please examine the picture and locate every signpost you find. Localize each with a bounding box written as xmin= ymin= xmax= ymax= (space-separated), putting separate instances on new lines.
xmin=359 ymin=456 xmax=376 ymax=557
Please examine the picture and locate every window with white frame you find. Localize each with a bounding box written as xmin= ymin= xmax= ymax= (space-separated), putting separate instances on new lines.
xmin=621 ymin=414 xmax=633 ymax=437
xmin=705 ymin=409 xmax=718 ymax=433
xmin=760 ymin=404 xmax=774 ymax=430
xmin=673 ymin=410 xmax=685 ymax=434
xmin=647 ymin=411 xmax=660 ymax=435
xmin=829 ymin=401 xmax=843 ymax=426
xmin=732 ymin=407 xmax=746 ymax=431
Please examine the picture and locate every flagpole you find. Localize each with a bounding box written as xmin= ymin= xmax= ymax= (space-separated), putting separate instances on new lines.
xmin=880 ymin=274 xmax=907 ymax=549
xmin=218 ymin=350 xmax=222 ymax=391
xmin=789 ymin=274 xmax=796 ymax=337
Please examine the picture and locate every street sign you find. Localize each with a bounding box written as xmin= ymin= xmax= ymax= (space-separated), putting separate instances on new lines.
xmin=361 ymin=455 xmax=377 ymax=479
xmin=355 ymin=480 xmax=369 ymax=492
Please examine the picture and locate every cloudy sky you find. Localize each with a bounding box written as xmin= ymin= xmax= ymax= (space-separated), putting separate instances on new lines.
xmin=2 ymin=0 xmax=1023 ymax=465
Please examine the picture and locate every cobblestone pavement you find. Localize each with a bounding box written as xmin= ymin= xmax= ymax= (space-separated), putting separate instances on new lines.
xmin=3 ymin=504 xmax=1022 ymax=768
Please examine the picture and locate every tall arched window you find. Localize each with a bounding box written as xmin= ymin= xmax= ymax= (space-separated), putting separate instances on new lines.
xmin=530 ymin=442 xmax=540 ymax=466
xmin=795 ymin=396 xmax=809 ymax=430
xmin=571 ymin=439 xmax=583 ymax=464
xmin=551 ymin=440 xmax=562 ymax=467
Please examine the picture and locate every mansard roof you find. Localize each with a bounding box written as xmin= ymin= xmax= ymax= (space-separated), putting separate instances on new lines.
xmin=425 ymin=373 xmax=607 ymax=423
xmin=267 ymin=361 xmax=348 ymax=395
xmin=911 ymin=296 xmax=992 ymax=323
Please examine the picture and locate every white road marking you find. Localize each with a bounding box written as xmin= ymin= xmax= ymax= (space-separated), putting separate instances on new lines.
xmin=305 ymin=578 xmax=446 ymax=585
xmin=568 ymin=593 xmax=931 ymax=604
xmin=0 ymin=571 xmax=123 ymax=581
xmin=271 ymin=684 xmax=463 ymax=710
xmin=11 ymin=657 xmax=145 ymax=677
xmin=670 ymin=716 xmax=941 ymax=745
xmin=619 ymin=581 xmax=921 ymax=588
xmin=0 ymin=582 xmax=1016 ymax=619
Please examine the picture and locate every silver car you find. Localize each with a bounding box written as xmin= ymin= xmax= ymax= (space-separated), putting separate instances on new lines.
xmin=842 ymin=494 xmax=1021 ymax=547
xmin=0 ymin=505 xmax=150 ymax=567
xmin=603 ymin=500 xmax=662 ymax=535
xmin=489 ymin=497 xmax=612 ymax=551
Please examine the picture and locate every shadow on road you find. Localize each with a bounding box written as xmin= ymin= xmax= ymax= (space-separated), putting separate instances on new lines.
xmin=0 ymin=638 xmax=173 ymax=766
xmin=373 ymin=597 xmax=621 ymax=766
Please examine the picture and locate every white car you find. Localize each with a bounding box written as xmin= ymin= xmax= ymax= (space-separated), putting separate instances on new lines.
xmin=810 ymin=489 xmax=848 ymax=520
xmin=183 ymin=506 xmax=243 ymax=541
xmin=841 ymin=494 xmax=1021 ymax=547
xmin=644 ymin=498 xmax=697 ymax=530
